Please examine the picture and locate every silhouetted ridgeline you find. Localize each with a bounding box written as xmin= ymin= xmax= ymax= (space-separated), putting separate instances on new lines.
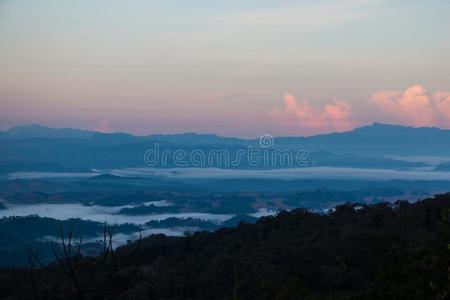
xmin=2 ymin=123 xmax=450 ymax=170
xmin=1 ymin=194 xmax=449 ymax=299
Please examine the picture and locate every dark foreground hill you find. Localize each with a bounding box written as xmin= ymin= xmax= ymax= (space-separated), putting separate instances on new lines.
xmin=1 ymin=195 xmax=449 ymax=300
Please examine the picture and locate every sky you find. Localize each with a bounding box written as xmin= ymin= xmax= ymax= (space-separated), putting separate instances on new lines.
xmin=1 ymin=0 xmax=450 ymax=137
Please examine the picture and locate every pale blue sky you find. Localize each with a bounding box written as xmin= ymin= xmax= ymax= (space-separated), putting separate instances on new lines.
xmin=1 ymin=0 xmax=449 ymax=136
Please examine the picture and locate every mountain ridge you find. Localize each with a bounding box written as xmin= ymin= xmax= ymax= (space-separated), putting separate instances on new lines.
xmin=2 ymin=123 xmax=450 ymax=157
xmin=2 ymin=122 xmax=450 ymax=140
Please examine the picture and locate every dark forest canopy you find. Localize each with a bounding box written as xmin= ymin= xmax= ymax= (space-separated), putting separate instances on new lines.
xmin=1 ymin=194 xmax=449 ymax=299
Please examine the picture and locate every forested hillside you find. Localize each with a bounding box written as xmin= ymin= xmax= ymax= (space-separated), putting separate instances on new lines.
xmin=1 ymin=194 xmax=449 ymax=299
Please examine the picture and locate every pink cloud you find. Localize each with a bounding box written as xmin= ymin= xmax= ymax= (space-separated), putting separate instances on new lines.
xmin=271 ymin=94 xmax=354 ymax=135
xmin=433 ymin=92 xmax=450 ymax=127
xmin=371 ymin=85 xmax=450 ymax=127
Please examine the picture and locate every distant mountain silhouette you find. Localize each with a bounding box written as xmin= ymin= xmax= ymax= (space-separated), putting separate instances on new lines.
xmin=3 ymin=124 xmax=95 ymax=139
xmin=143 ymin=132 xmax=248 ymax=145
xmin=1 ymin=123 xmax=450 ymax=159
xmin=273 ymin=123 xmax=450 ymax=155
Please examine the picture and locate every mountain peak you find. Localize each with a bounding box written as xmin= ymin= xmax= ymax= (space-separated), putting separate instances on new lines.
xmin=354 ymin=122 xmax=443 ymax=133
xmin=371 ymin=122 xmax=394 ymax=127
xmin=365 ymin=122 xmax=406 ymax=129
xmin=4 ymin=124 xmax=95 ymax=139
xmin=7 ymin=124 xmax=48 ymax=132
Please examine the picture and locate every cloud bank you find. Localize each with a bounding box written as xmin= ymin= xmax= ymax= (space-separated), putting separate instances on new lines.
xmin=372 ymin=85 xmax=450 ymax=127
xmin=271 ymin=94 xmax=355 ymax=135
xmin=272 ymin=85 xmax=450 ymax=136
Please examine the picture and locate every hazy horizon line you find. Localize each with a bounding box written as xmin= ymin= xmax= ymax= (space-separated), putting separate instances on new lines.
xmin=1 ymin=121 xmax=449 ymax=140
